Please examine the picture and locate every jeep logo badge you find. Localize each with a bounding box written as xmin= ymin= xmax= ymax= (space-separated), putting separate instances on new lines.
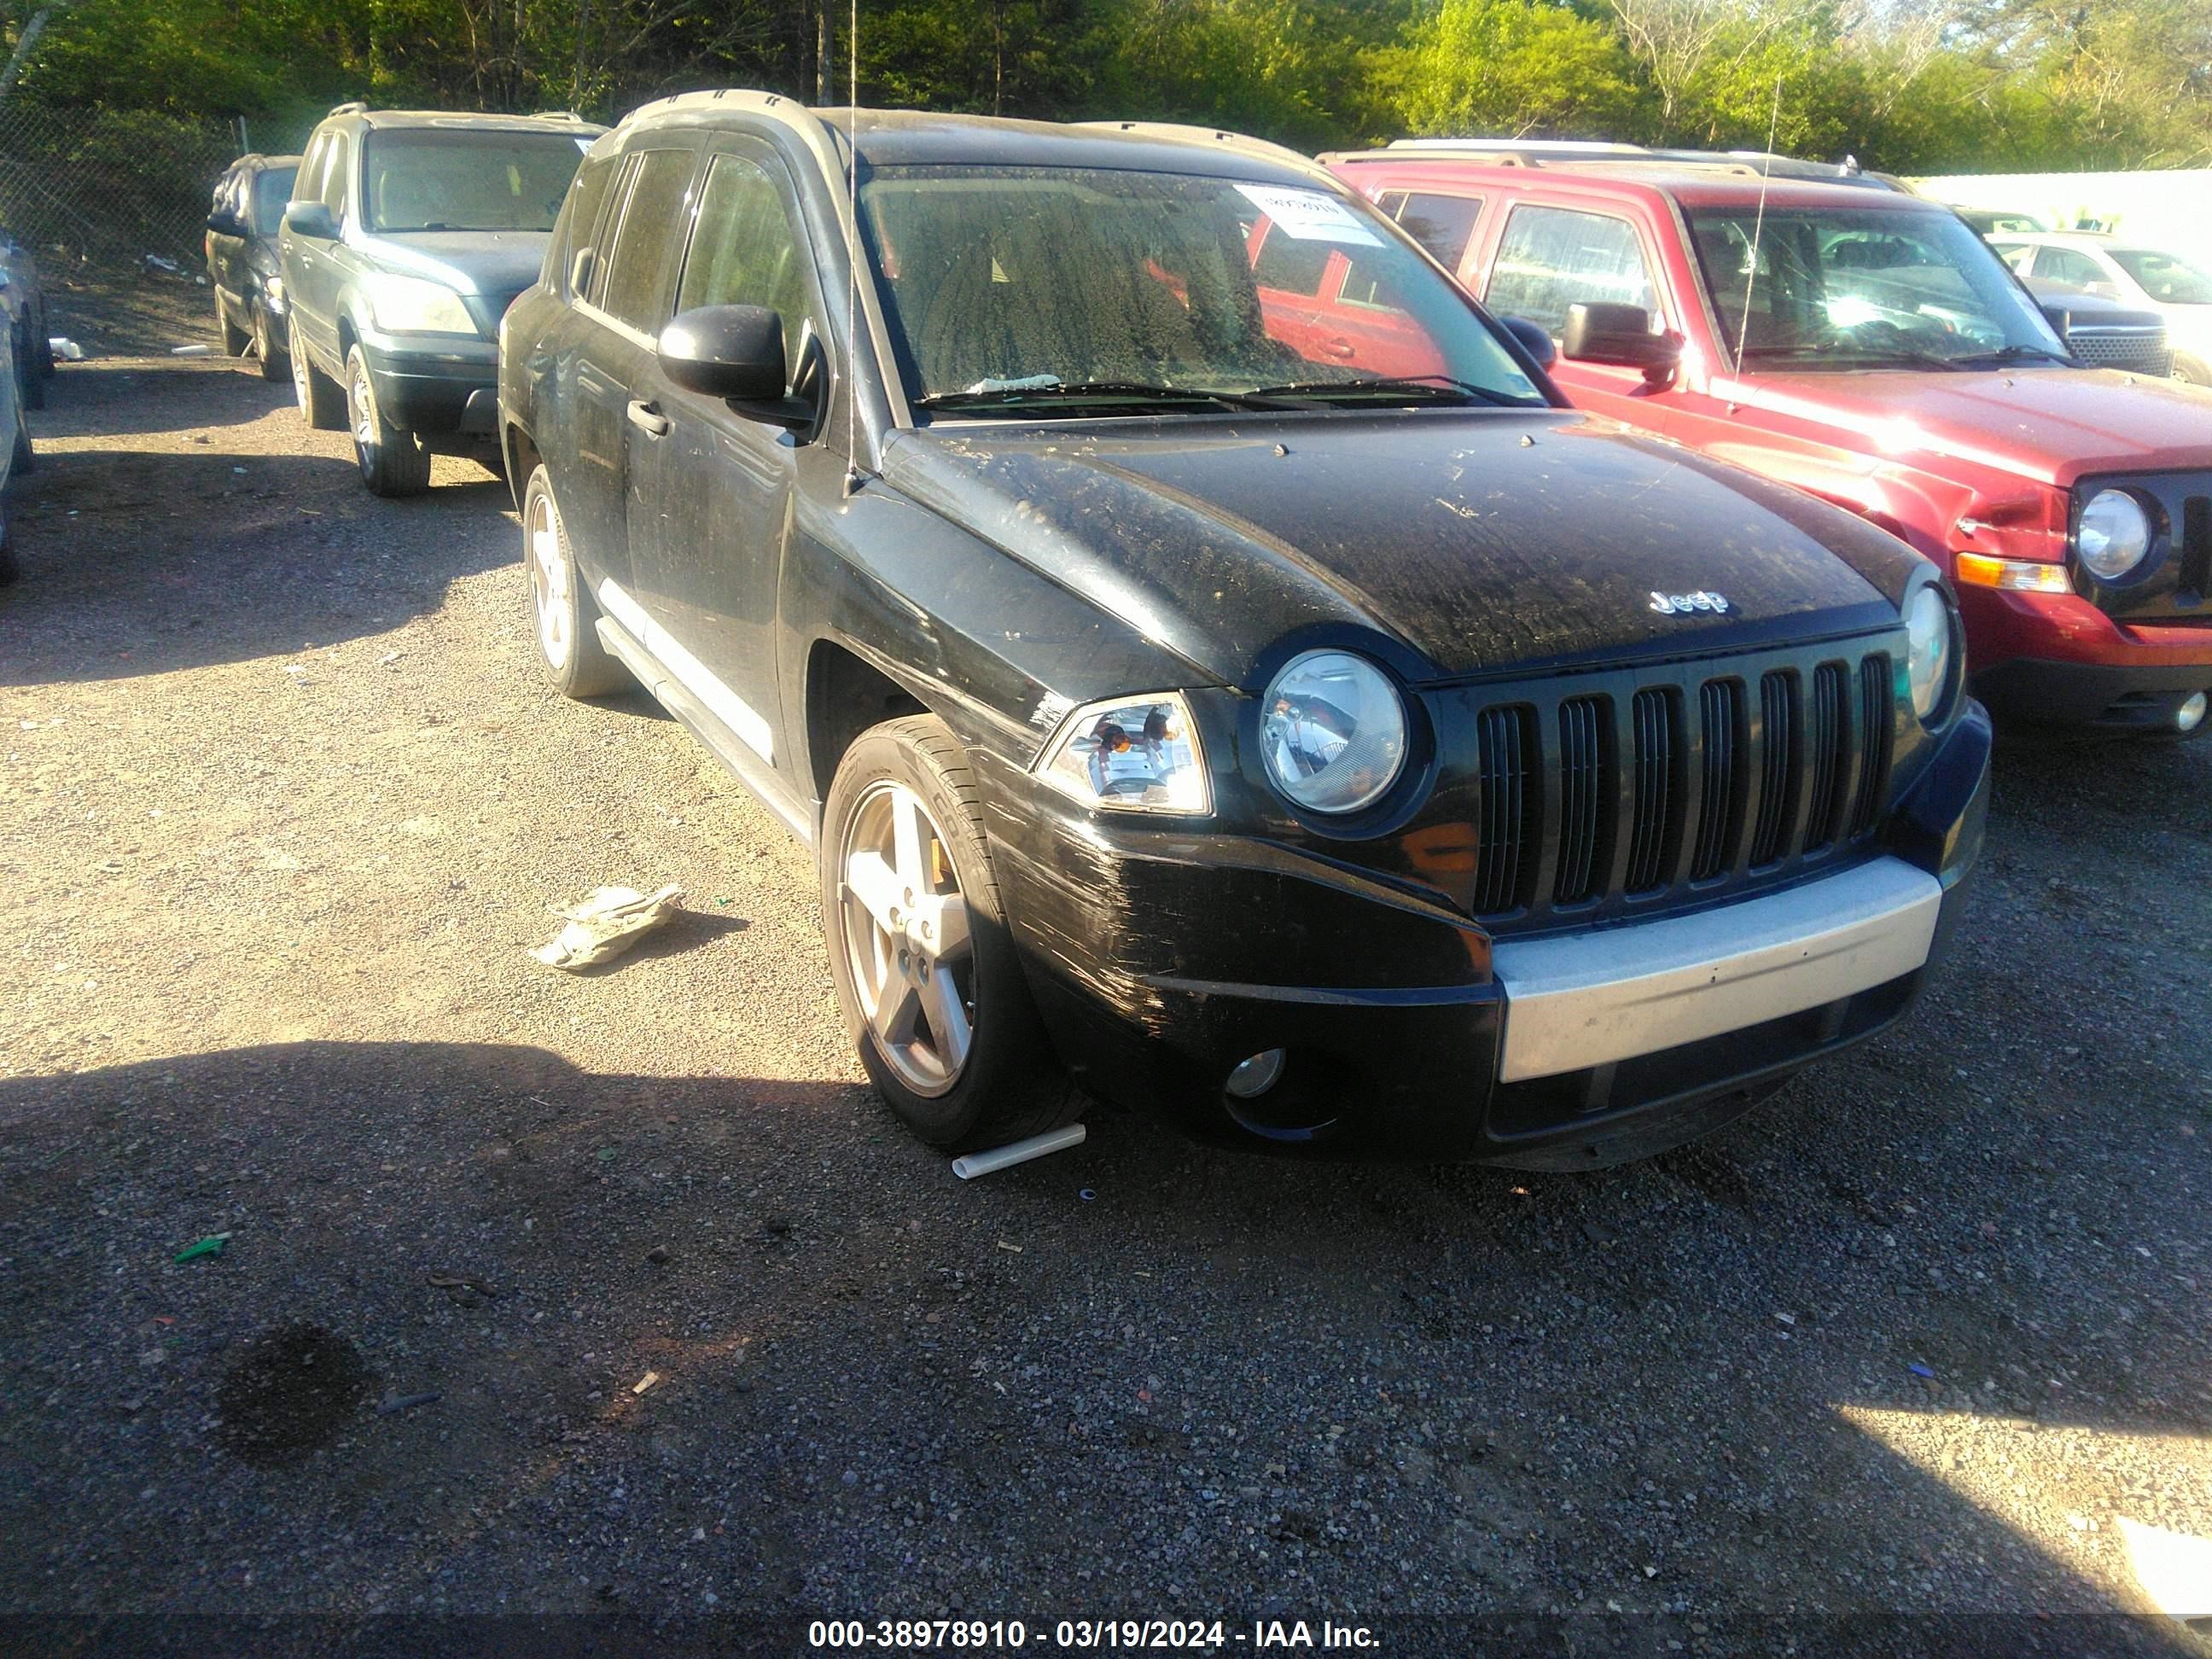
xmin=1650 ymin=590 xmax=1731 ymax=615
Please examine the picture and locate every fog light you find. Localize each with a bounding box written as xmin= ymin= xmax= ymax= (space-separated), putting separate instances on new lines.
xmin=2179 ymin=691 xmax=2209 ymax=734
xmin=1225 ymin=1049 xmax=1287 ymax=1099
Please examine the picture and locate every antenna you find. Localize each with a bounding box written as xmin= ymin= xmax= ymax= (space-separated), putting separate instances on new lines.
xmin=844 ymin=0 xmax=864 ymax=497
xmin=1732 ymin=73 xmax=1784 ymax=378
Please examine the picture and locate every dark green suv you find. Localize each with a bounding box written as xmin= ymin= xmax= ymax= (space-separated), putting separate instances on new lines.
xmin=280 ymin=103 xmax=602 ymax=496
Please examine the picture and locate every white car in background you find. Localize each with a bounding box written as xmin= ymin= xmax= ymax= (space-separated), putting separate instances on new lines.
xmin=1991 ymin=232 xmax=2212 ymax=386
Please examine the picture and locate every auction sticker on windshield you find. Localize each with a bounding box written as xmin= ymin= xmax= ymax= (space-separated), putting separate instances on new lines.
xmin=1234 ymin=184 xmax=1382 ymax=245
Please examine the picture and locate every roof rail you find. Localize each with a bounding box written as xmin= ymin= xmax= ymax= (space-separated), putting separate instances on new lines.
xmin=1075 ymin=119 xmax=1330 ymax=182
xmin=326 ymin=100 xmax=370 ymax=118
xmin=530 ymin=109 xmax=590 ymax=122
xmin=1339 ymin=137 xmax=1886 ymax=187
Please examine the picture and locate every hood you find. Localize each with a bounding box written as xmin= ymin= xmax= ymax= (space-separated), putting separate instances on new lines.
xmin=1734 ymin=367 xmax=2212 ymax=486
xmin=351 ymin=230 xmax=550 ymax=297
xmin=880 ymin=412 xmax=1908 ymax=687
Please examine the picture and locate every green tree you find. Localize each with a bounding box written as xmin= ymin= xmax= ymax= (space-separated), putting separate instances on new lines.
xmin=1384 ymin=0 xmax=1640 ymax=140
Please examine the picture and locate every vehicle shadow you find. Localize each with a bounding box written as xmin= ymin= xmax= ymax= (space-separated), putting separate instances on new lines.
xmin=29 ymin=355 xmax=291 ymax=443
xmin=2 ymin=364 xmax=514 ymax=684
xmin=0 ymin=1039 xmax=2197 ymax=1644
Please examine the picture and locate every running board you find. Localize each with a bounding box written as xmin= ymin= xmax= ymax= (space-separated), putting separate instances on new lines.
xmin=593 ymin=615 xmax=819 ymax=849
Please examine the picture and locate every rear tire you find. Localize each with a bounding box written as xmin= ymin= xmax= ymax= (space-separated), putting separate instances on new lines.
xmin=0 ymin=526 xmax=16 ymax=586
xmin=253 ymin=305 xmax=288 ymax=382
xmin=13 ymin=413 xmax=32 ymax=476
xmin=217 ymin=294 xmax=249 ymax=357
xmin=345 ymin=344 xmax=431 ymax=498
xmin=288 ymin=315 xmax=345 ymax=431
xmin=822 ymin=715 xmax=1082 ymax=1154
xmin=16 ymin=333 xmax=41 ymax=410
xmin=521 ymin=464 xmax=628 ymax=698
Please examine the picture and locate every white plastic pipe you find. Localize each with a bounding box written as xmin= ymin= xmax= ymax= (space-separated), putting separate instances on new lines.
xmin=952 ymin=1122 xmax=1086 ymax=1180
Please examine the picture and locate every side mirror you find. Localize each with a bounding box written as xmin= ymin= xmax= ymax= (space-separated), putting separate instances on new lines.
xmin=2040 ymin=302 xmax=2072 ymax=339
xmin=1498 ymin=315 xmax=1556 ymax=370
xmin=1561 ymin=301 xmax=1681 ymax=385
xmin=283 ymin=201 xmax=338 ymax=241
xmin=207 ymin=211 xmax=242 ymax=237
xmin=658 ymin=304 xmax=816 ymax=430
xmin=568 ymin=247 xmax=595 ymax=297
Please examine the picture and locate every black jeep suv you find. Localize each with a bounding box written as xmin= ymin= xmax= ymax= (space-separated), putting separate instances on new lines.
xmin=282 ymin=103 xmax=602 ymax=495
xmin=499 ymin=96 xmax=1991 ymax=1167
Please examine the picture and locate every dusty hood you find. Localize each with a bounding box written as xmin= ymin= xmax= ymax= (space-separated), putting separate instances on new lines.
xmin=882 ymin=410 xmax=1908 ymax=686
xmin=351 ymin=229 xmax=550 ymax=298
xmin=1733 ymin=367 xmax=2212 ymax=486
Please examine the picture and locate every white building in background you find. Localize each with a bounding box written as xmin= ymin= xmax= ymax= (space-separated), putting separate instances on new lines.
xmin=1912 ymin=170 xmax=2212 ymax=265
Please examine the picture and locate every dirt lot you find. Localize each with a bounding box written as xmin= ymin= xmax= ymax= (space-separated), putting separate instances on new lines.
xmin=3 ymin=283 xmax=2210 ymax=1654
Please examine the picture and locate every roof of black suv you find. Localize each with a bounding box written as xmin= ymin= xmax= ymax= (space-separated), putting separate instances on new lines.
xmin=613 ymin=93 xmax=1326 ymax=187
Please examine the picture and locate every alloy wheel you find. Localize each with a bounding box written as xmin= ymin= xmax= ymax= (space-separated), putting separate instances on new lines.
xmin=527 ymin=491 xmax=571 ymax=669
xmin=837 ymin=781 xmax=976 ymax=1097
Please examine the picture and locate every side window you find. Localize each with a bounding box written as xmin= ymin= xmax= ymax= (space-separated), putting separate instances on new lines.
xmin=674 ymin=152 xmax=823 ymax=373
xmin=294 ymin=137 xmax=329 ymax=211
xmin=1251 ymin=222 xmax=1332 ymax=297
xmin=550 ymin=154 xmax=618 ymax=300
xmin=597 ymin=148 xmax=696 ymax=332
xmin=2037 ymin=247 xmax=2105 ymax=289
xmin=1383 ymin=190 xmax=1484 ymax=272
xmin=1486 ymin=205 xmax=1658 ymax=338
xmin=318 ymin=133 xmax=352 ymax=218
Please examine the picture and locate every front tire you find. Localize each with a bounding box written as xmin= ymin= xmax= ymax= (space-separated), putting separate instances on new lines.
xmin=521 ymin=464 xmax=627 ymax=698
xmin=288 ymin=316 xmax=345 ymax=430
xmin=345 ymin=344 xmax=430 ymax=498
xmin=252 ymin=305 xmax=288 ymax=382
xmin=822 ymin=716 xmax=1081 ymax=1153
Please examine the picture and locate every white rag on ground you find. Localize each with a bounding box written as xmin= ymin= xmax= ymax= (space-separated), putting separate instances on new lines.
xmin=528 ymin=883 xmax=684 ymax=970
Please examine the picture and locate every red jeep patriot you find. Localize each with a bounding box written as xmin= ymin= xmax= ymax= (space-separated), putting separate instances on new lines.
xmin=1326 ymin=145 xmax=2212 ymax=737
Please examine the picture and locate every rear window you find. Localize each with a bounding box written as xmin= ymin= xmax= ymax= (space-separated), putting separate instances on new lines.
xmin=1382 ymin=190 xmax=1483 ymax=271
xmin=597 ymin=149 xmax=696 ymax=331
xmin=362 ymin=130 xmax=591 ymax=234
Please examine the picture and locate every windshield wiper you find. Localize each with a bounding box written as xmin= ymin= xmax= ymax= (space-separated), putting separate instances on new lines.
xmin=1740 ymin=344 xmax=1970 ymax=371
xmin=1948 ymin=343 xmax=2077 ymax=369
xmin=915 ymin=380 xmax=1278 ymax=414
xmin=1239 ymin=375 xmax=1528 ymax=406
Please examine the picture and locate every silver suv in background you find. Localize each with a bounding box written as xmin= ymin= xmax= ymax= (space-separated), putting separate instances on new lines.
xmin=280 ymin=103 xmax=602 ymax=495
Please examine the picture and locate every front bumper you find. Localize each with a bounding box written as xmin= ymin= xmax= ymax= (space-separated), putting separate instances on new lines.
xmin=359 ymin=333 xmax=500 ymax=437
xmin=1959 ymin=579 xmax=2212 ymax=731
xmin=1970 ymin=651 xmax=2212 ymax=732
xmin=983 ymin=703 xmax=1991 ymax=1167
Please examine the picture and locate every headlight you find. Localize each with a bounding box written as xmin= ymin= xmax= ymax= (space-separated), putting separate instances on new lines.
xmin=362 ymin=271 xmax=475 ymax=335
xmin=1039 ymin=693 xmax=1210 ymax=814
xmin=2076 ymin=488 xmax=2151 ymax=580
xmin=1260 ymin=650 xmax=1407 ymax=814
xmin=1904 ymin=583 xmax=1956 ymax=725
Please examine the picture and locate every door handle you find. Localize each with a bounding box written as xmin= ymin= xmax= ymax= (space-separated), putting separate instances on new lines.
xmin=1323 ymin=340 xmax=1356 ymax=360
xmin=626 ymin=399 xmax=670 ymax=438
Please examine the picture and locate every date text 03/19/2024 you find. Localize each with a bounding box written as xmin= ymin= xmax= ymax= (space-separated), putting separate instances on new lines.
xmin=806 ymin=1619 xmax=1380 ymax=1650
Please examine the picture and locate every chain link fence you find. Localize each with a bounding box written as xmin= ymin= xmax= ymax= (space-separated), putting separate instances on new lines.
xmin=0 ymin=99 xmax=243 ymax=272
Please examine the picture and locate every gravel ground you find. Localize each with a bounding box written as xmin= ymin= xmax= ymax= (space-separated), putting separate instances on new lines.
xmin=3 ymin=305 xmax=2209 ymax=1654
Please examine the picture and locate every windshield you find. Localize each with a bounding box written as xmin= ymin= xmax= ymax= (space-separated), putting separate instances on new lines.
xmin=1685 ymin=205 xmax=2069 ymax=370
xmin=2110 ymin=247 xmax=2212 ymax=306
xmin=857 ymin=166 xmax=1545 ymax=416
xmin=252 ymin=168 xmax=296 ymax=231
xmin=363 ymin=131 xmax=589 ymax=234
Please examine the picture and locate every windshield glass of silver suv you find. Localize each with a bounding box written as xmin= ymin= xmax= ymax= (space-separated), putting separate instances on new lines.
xmin=364 ymin=131 xmax=591 ymax=233
xmin=859 ymin=166 xmax=1545 ymax=411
